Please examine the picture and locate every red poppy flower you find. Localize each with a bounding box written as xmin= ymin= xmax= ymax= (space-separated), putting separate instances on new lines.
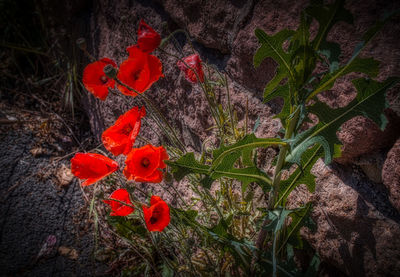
xmin=136 ymin=19 xmax=161 ymax=53
xmin=142 ymin=196 xmax=170 ymax=232
xmin=123 ymin=145 xmax=169 ymax=183
xmin=82 ymin=58 xmax=117 ymax=100
xmin=70 ymin=153 xmax=118 ymax=186
xmin=117 ymin=47 xmax=163 ymax=96
xmin=103 ymin=189 xmax=134 ymax=216
xmin=177 ymin=54 xmax=204 ymax=83
xmin=101 ymin=106 xmax=146 ymax=156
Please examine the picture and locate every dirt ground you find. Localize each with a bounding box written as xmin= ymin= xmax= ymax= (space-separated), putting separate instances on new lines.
xmin=0 ymin=104 xmax=110 ymax=276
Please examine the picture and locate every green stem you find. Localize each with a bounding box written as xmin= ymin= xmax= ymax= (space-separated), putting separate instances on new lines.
xmin=251 ymin=106 xmax=300 ymax=274
xmin=224 ymin=74 xmax=237 ymax=140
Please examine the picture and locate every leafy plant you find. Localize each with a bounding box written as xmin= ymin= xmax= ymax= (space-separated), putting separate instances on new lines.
xmin=166 ymin=0 xmax=399 ymax=275
xmin=73 ymin=0 xmax=399 ymax=276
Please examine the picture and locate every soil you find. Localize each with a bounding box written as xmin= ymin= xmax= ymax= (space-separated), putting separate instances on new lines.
xmin=0 ymin=103 xmax=109 ymax=277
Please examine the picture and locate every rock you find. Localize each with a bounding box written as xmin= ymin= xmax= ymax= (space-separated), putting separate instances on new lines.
xmin=302 ymin=159 xmax=400 ymax=277
xmin=55 ymin=164 xmax=74 ymax=187
xmin=58 ymin=246 xmax=79 ymax=260
xmin=161 ymin=0 xmax=255 ymax=54
xmin=382 ymin=139 xmax=400 ymax=212
xmin=336 ymin=110 xmax=400 ymax=164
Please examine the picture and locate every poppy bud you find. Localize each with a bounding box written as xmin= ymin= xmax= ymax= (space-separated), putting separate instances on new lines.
xmin=104 ymin=64 xmax=118 ymax=79
xmin=76 ymin=38 xmax=87 ymax=51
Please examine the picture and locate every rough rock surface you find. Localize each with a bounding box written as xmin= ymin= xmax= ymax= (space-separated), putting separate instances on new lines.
xmin=0 ymin=131 xmax=107 ymax=276
xmin=46 ymin=0 xmax=400 ymax=275
xmin=382 ymin=139 xmax=400 ymax=212
xmin=302 ymin=159 xmax=400 ymax=277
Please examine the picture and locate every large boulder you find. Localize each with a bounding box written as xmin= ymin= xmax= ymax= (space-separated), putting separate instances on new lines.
xmin=382 ymin=139 xmax=400 ymax=212
xmin=301 ymin=159 xmax=400 ymax=276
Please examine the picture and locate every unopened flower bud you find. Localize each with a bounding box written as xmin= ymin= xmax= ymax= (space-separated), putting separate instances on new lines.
xmin=103 ymin=64 xmax=118 ymax=79
xmin=76 ymin=38 xmax=87 ymax=50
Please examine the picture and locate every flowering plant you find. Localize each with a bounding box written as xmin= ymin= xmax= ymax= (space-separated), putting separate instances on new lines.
xmin=71 ymin=3 xmax=399 ymax=276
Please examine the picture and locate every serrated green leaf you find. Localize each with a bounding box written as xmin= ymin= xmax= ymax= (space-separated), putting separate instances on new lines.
xmin=107 ymin=216 xmax=147 ymax=239
xmin=263 ymin=67 xmax=287 ymax=98
xmin=211 ymin=165 xmax=272 ymax=193
xmin=263 ymin=207 xmax=292 ymax=277
xmin=278 ymin=202 xmax=313 ymax=253
xmin=212 ymin=134 xmax=285 ymax=169
xmin=242 ymin=148 xmax=254 ymax=167
xmin=264 ymin=84 xmax=291 ymax=128
xmin=165 ymin=152 xmax=209 ymax=181
xmin=276 ymin=145 xmax=322 ymax=207
xmin=293 ymin=77 xmax=399 ymax=164
xmin=306 ymin=0 xmax=353 ymax=51
xmin=307 ymin=10 xmax=397 ymax=101
xmin=305 ymin=253 xmax=321 ymax=277
xmin=254 ymin=28 xmax=296 ymax=82
xmin=308 ymin=57 xmax=379 ymax=100
xmin=290 ymin=12 xmax=317 ymax=88
xmin=264 ymin=208 xmax=292 ymax=233
xmin=319 ymin=40 xmax=341 ymax=66
xmin=166 ymin=142 xmax=273 ymax=190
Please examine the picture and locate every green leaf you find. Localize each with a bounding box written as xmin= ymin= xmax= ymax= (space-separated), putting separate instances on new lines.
xmin=161 ymin=263 xmax=174 ymax=277
xmin=107 ymin=216 xmax=147 ymax=239
xmin=165 ymin=152 xmax=209 ymax=181
xmin=211 ymin=165 xmax=272 ymax=193
xmin=307 ymin=10 xmax=397 ymax=101
xmin=254 ymin=28 xmax=296 ymax=83
xmin=211 ymin=134 xmax=285 ymax=169
xmin=277 ymin=145 xmax=322 ymax=207
xmin=263 ymin=67 xmax=287 ymax=99
xmin=305 ymin=253 xmax=321 ymax=277
xmin=166 ymin=144 xmax=273 ymax=191
xmin=264 ymin=84 xmax=291 ymax=128
xmin=306 ymin=0 xmax=353 ymax=51
xmin=290 ymin=12 xmax=317 ymax=88
xmin=264 ymin=208 xmax=292 ymax=233
xmin=308 ymin=57 xmax=379 ymax=100
xmin=263 ymin=207 xmax=292 ymax=277
xmin=319 ymin=40 xmax=342 ymax=67
xmin=278 ymin=202 xmax=313 ymax=253
xmin=290 ymin=77 xmax=399 ymax=164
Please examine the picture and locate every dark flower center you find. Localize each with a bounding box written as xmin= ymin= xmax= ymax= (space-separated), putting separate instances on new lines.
xmin=132 ymin=70 xmax=142 ymax=81
xmin=100 ymin=75 xmax=108 ymax=84
xmin=141 ymin=157 xmax=150 ymax=168
xmin=149 ymin=216 xmax=158 ymax=224
xmin=121 ymin=125 xmax=132 ymax=135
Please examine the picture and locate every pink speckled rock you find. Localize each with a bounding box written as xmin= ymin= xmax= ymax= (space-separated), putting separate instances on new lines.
xmin=301 ymin=159 xmax=400 ymax=277
xmin=382 ymin=139 xmax=400 ymax=212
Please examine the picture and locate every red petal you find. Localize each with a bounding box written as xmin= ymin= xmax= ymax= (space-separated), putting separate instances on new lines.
xmin=137 ymin=19 xmax=161 ymax=53
xmin=101 ymin=106 xmax=146 ymax=156
xmin=104 ymin=189 xmax=134 ymax=216
xmin=142 ymin=198 xmax=170 ymax=232
xmin=177 ymin=54 xmax=204 ymax=83
xmin=150 ymin=195 xmax=162 ymax=206
xmin=134 ymin=170 xmax=163 ymax=183
xmin=83 ymin=58 xmax=117 ymax=100
xmin=117 ymin=48 xmax=163 ymax=96
xmin=124 ymin=145 xmax=161 ymax=179
xmin=71 ymin=153 xmax=118 ymax=186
